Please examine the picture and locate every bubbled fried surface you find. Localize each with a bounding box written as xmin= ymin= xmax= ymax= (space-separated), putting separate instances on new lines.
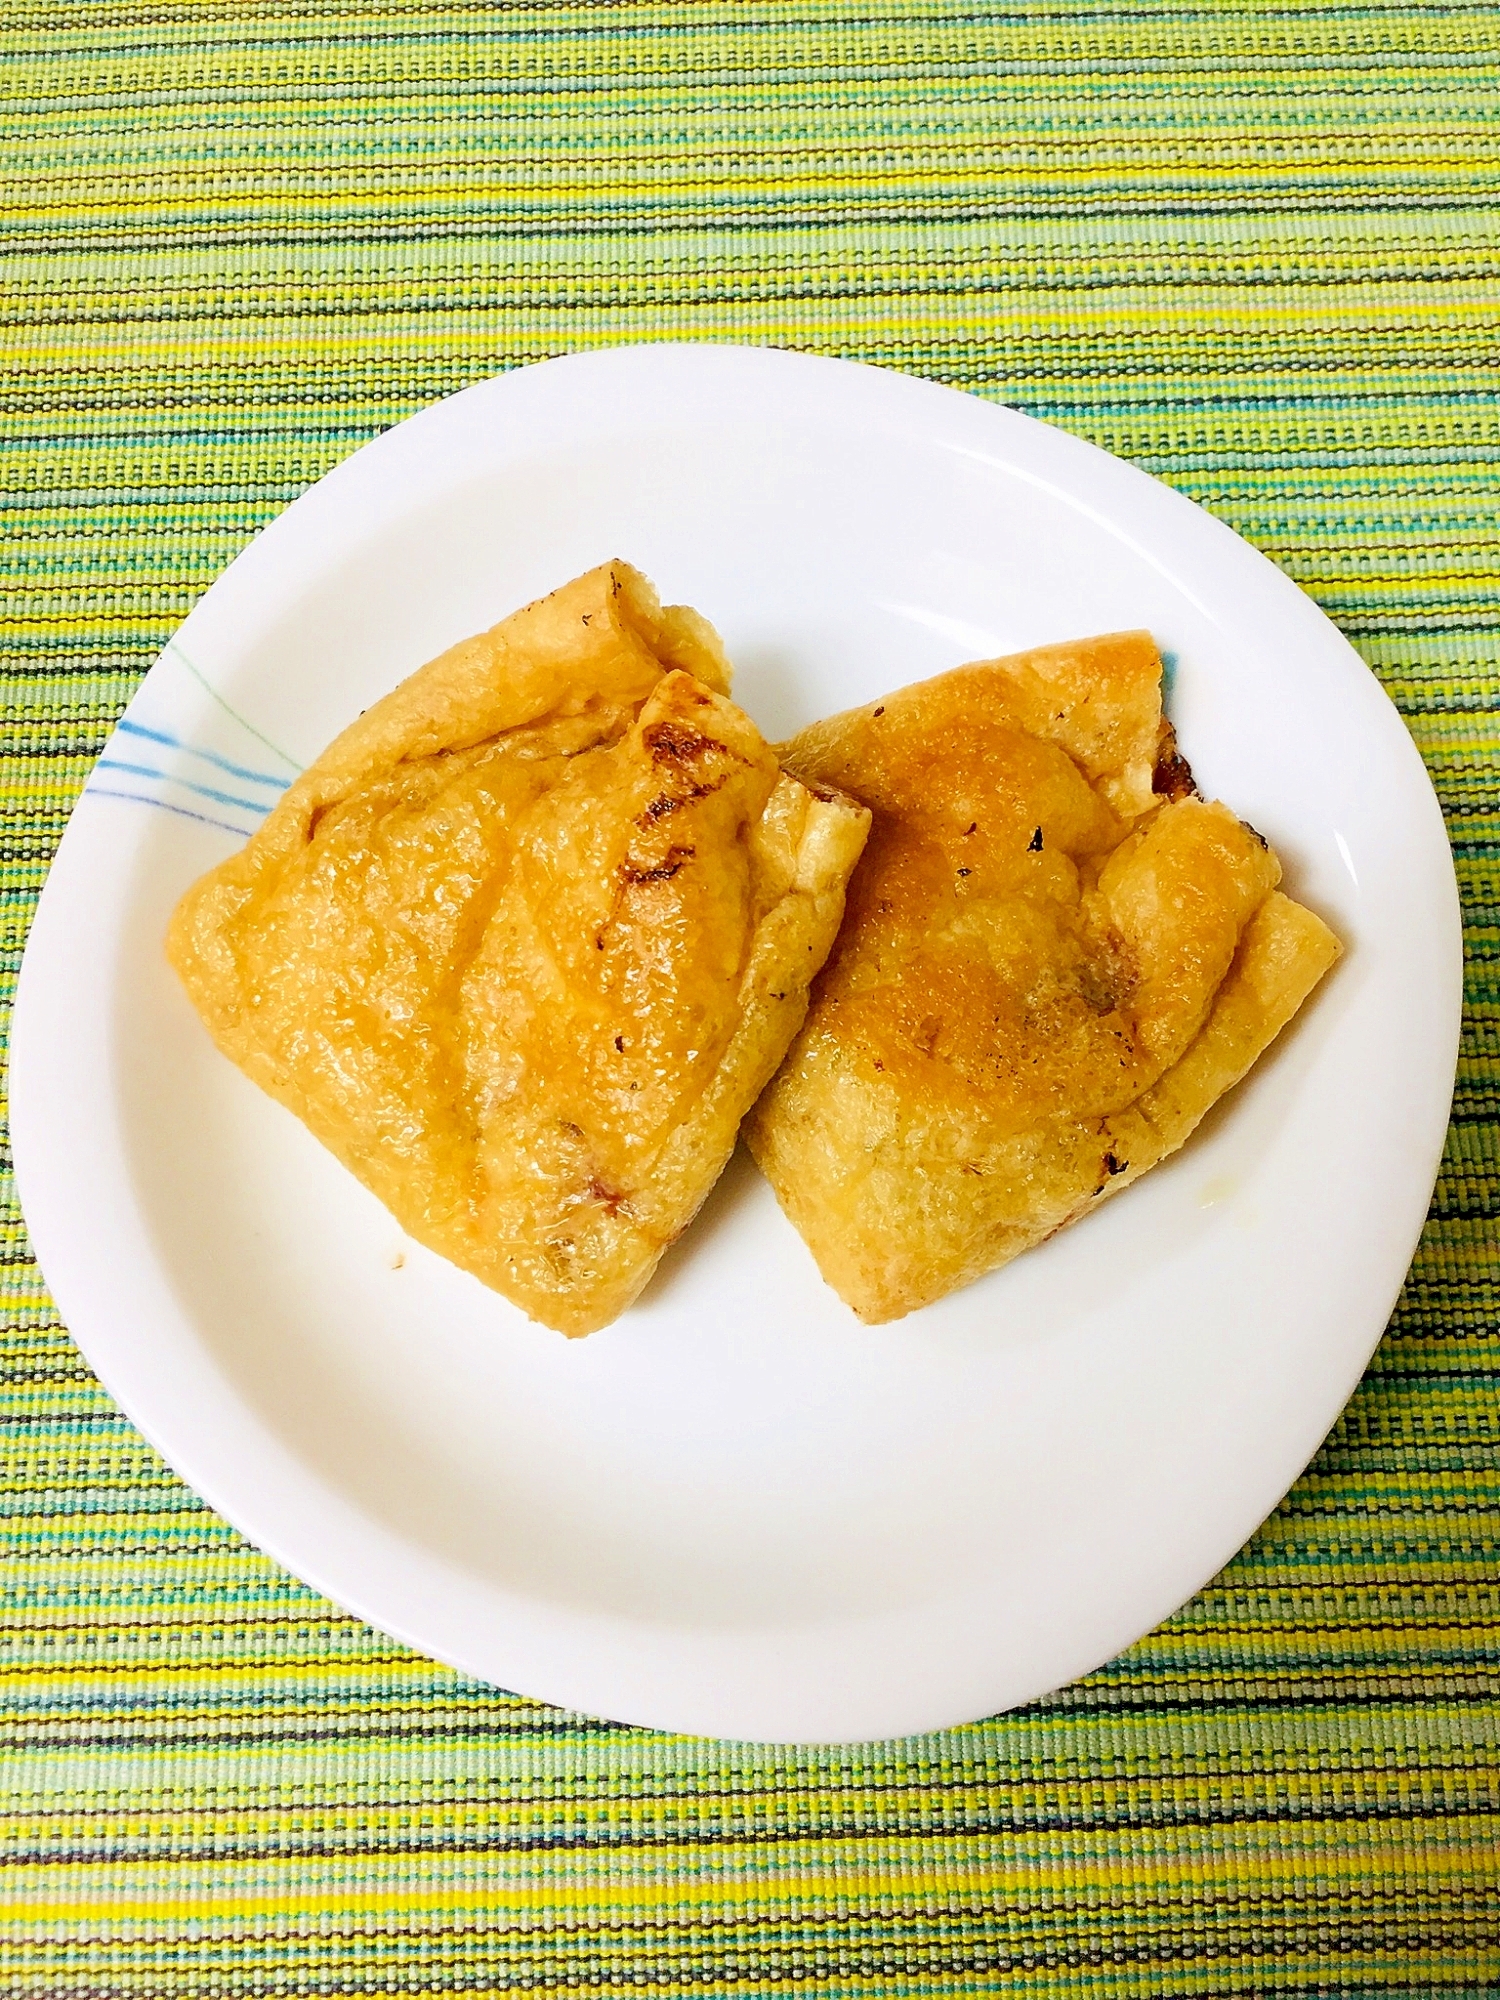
xmin=748 ymin=634 xmax=1341 ymax=1323
xmin=167 ymin=563 xmax=869 ymax=1335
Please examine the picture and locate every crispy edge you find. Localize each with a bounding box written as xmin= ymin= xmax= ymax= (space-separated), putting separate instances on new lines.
xmin=750 ymin=890 xmax=1341 ymax=1323
xmin=779 ymin=631 xmax=1165 ymax=818
xmin=1086 ymin=889 xmax=1343 ymax=1209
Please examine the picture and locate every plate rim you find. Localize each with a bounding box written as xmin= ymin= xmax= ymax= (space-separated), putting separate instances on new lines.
xmin=8 ymin=343 xmax=1464 ymax=1742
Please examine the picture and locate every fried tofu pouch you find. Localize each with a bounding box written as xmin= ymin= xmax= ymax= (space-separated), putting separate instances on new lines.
xmin=746 ymin=633 xmax=1342 ymax=1323
xmin=167 ymin=562 xmax=869 ymax=1335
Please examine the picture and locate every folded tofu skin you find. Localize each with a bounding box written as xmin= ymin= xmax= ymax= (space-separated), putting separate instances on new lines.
xmin=167 ymin=564 xmax=870 ymax=1335
xmin=747 ymin=633 xmax=1342 ymax=1323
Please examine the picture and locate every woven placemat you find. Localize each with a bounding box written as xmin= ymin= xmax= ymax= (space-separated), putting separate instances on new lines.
xmin=3 ymin=3 xmax=1497 ymax=1992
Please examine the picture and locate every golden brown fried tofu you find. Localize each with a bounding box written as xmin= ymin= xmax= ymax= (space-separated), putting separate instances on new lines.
xmin=746 ymin=633 xmax=1341 ymax=1322
xmin=168 ymin=563 xmax=870 ymax=1334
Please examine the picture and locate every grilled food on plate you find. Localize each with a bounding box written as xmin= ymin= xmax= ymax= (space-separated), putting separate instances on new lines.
xmin=168 ymin=562 xmax=869 ymax=1335
xmin=748 ymin=632 xmax=1341 ymax=1322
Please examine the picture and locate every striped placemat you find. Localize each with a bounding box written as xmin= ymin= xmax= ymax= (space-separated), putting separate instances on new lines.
xmin=3 ymin=2 xmax=1497 ymax=1992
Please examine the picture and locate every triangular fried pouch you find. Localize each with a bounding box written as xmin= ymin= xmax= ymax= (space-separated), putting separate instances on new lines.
xmin=168 ymin=563 xmax=869 ymax=1334
xmin=746 ymin=633 xmax=1341 ymax=1323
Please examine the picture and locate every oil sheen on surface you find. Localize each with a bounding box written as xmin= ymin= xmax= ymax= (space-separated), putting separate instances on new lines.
xmin=167 ymin=563 xmax=870 ymax=1334
xmin=749 ymin=634 xmax=1342 ymax=1322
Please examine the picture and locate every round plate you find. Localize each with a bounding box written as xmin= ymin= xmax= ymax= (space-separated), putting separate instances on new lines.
xmin=10 ymin=346 xmax=1461 ymax=1743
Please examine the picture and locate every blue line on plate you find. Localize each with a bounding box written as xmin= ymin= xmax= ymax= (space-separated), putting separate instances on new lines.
xmin=95 ymin=758 xmax=273 ymax=817
xmin=115 ymin=716 xmax=294 ymax=790
xmin=85 ymin=787 xmax=255 ymax=840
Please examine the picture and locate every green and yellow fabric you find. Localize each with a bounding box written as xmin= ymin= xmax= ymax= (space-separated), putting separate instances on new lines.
xmin=2 ymin=2 xmax=1496 ymax=1991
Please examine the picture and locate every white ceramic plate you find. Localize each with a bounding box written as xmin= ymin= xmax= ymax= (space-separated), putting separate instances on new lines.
xmin=10 ymin=346 xmax=1461 ymax=1743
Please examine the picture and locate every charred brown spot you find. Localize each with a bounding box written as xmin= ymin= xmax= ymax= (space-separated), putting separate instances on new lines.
xmin=965 ymin=822 xmax=977 ymax=836
xmin=613 ymin=1035 xmax=625 ymax=1052
xmin=640 ymin=778 xmax=726 ymax=819
xmin=589 ymin=1178 xmax=629 ymax=1217
xmin=620 ymin=845 xmax=695 ymax=886
xmin=1152 ymin=722 xmax=1197 ymax=803
xmin=644 ymin=720 xmax=720 ymax=766
xmin=1242 ymin=818 xmax=1269 ymax=850
xmin=1103 ymin=1152 xmax=1128 ymax=1177
xmin=1028 ymin=826 xmax=1044 ymax=851
xmin=1153 ymin=748 xmax=1196 ymax=802
xmin=1077 ymin=961 xmax=1123 ymax=1015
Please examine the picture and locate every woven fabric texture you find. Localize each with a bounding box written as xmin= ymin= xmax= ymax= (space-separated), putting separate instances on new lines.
xmin=3 ymin=2 xmax=1498 ymax=1993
